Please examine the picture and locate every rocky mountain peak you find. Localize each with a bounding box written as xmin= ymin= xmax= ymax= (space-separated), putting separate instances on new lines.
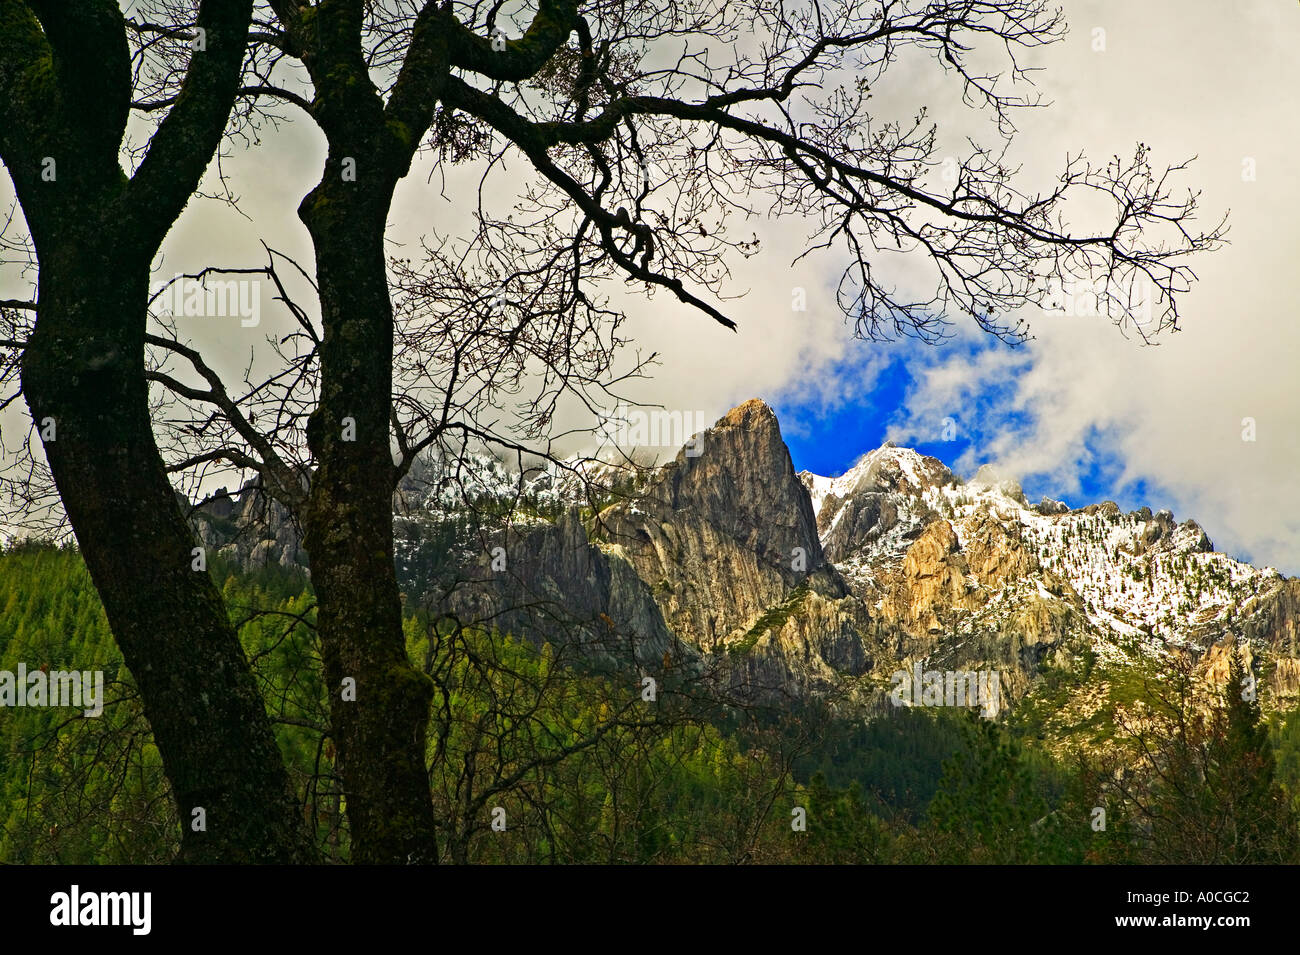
xmin=716 ymin=397 xmax=779 ymax=431
xmin=592 ymin=400 xmax=830 ymax=648
xmin=970 ymin=463 xmax=1028 ymax=505
xmin=641 ymin=399 xmax=822 ymax=569
xmin=187 ymin=397 xmax=1300 ymax=717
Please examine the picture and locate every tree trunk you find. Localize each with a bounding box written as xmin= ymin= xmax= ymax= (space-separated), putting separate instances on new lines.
xmin=2 ymin=0 xmax=311 ymax=862
xmin=22 ymin=241 xmax=314 ymax=863
xmin=300 ymin=179 xmax=439 ymax=864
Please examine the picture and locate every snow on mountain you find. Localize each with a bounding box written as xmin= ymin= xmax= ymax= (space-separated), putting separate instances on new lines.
xmin=194 ymin=400 xmax=1300 ymax=712
xmin=801 ymin=442 xmax=1286 ymax=661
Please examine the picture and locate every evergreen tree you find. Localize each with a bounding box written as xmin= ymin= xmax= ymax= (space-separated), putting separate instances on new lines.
xmin=1207 ymin=653 xmax=1300 ymax=862
xmin=919 ymin=716 xmax=1066 ymax=863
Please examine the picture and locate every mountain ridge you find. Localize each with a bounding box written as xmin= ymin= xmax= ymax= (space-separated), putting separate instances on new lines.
xmin=189 ymin=397 xmax=1300 ymax=721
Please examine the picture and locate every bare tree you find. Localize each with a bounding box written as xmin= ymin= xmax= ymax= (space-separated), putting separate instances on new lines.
xmin=1097 ymin=648 xmax=1299 ymax=863
xmin=1 ymin=0 xmax=1223 ymax=862
xmin=0 ymin=0 xmax=314 ymax=861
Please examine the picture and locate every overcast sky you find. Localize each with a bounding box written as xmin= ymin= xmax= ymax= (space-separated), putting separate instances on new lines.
xmin=2 ymin=0 xmax=1297 ymax=573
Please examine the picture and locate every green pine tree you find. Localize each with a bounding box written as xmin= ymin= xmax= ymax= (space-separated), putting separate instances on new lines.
xmin=1207 ymin=653 xmax=1300 ymax=862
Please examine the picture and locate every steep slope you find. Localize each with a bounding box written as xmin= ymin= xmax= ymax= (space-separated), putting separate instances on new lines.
xmin=801 ymin=442 xmax=1300 ymax=707
xmin=447 ymin=506 xmax=679 ymax=669
xmin=591 ymin=399 xmax=877 ymax=694
xmin=187 ymin=398 xmax=1300 ymax=715
xmin=598 ymin=399 xmax=826 ymax=645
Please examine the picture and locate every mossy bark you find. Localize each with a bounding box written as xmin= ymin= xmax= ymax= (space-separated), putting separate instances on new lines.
xmin=300 ymin=176 xmax=439 ymax=864
xmin=3 ymin=0 xmax=315 ymax=862
xmin=24 ymin=254 xmax=312 ymax=863
xmin=282 ymin=0 xmax=455 ymax=864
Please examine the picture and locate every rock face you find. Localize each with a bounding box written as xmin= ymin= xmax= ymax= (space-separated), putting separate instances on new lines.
xmin=189 ymin=398 xmax=1300 ymax=716
xmin=598 ymin=399 xmax=826 ymax=650
xmin=450 ymin=507 xmax=678 ymax=668
xmin=883 ymin=520 xmax=978 ymax=636
xmin=1272 ymin=657 xmax=1300 ymax=700
xmin=441 ymin=399 xmax=875 ymax=696
xmin=191 ymin=481 xmax=306 ymax=570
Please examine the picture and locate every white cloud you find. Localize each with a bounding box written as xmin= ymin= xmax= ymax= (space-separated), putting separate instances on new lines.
xmin=3 ymin=0 xmax=1296 ymax=573
xmin=874 ymin=0 xmax=1300 ymax=571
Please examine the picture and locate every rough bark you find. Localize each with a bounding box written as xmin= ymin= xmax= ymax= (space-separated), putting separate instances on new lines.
xmin=271 ymin=0 xmax=582 ymax=860
xmin=25 ymin=255 xmax=311 ymax=863
xmin=1 ymin=0 xmax=314 ymax=861
xmin=301 ymin=182 xmax=440 ymax=863
xmin=281 ymin=0 xmax=448 ymax=863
